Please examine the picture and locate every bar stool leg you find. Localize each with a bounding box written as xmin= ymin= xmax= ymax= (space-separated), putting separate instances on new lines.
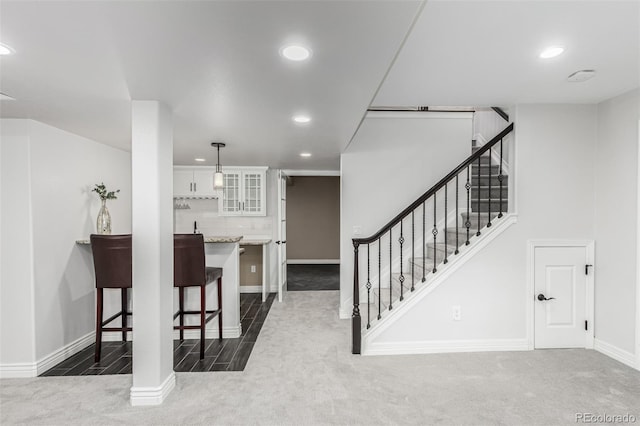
xmin=200 ymin=285 xmax=206 ymax=359
xmin=121 ymin=288 xmax=127 ymax=342
xmin=178 ymin=287 xmax=185 ymax=342
xmin=217 ymin=277 xmax=223 ymax=340
xmin=95 ymin=288 xmax=103 ymax=362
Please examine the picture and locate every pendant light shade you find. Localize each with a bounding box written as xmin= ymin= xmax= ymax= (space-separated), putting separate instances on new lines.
xmin=213 ymin=171 xmax=224 ymax=188
xmin=211 ymin=142 xmax=226 ymax=189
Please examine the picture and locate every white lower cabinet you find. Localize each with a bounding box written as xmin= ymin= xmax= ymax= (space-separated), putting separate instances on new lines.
xmin=219 ymin=167 xmax=267 ymax=216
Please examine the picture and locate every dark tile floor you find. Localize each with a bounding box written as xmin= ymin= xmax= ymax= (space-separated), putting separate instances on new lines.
xmin=287 ymin=264 xmax=340 ymax=291
xmin=40 ymin=293 xmax=275 ymax=376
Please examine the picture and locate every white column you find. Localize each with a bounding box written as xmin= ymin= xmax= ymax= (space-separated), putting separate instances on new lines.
xmin=129 ymin=101 xmax=175 ymax=406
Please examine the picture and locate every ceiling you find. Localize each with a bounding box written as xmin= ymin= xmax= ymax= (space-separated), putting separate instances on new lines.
xmin=1 ymin=1 xmax=638 ymax=170
xmin=375 ymin=0 xmax=640 ymax=106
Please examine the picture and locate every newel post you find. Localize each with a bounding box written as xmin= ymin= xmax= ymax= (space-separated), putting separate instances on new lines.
xmin=352 ymin=240 xmax=361 ymax=354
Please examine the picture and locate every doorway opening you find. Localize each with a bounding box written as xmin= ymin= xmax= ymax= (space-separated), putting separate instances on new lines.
xmin=284 ymin=173 xmax=340 ymax=291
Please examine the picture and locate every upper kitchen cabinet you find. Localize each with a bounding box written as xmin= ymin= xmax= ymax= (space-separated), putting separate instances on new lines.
xmin=173 ymin=167 xmax=218 ymax=198
xmin=219 ymin=167 xmax=267 ymax=216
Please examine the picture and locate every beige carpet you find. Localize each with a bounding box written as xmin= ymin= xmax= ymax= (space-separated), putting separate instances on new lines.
xmin=2 ymin=291 xmax=639 ymax=425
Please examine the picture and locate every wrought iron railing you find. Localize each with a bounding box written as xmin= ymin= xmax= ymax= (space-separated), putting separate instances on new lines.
xmin=351 ymin=122 xmax=514 ymax=354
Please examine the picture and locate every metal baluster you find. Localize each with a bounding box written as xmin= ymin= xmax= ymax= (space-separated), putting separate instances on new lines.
xmin=487 ymin=147 xmax=492 ymax=228
xmin=378 ymin=240 xmax=381 ymax=320
xmin=411 ymin=211 xmax=415 ymax=291
xmin=366 ymin=244 xmax=371 ymax=329
xmin=465 ymin=167 xmax=471 ymax=245
xmin=498 ymin=138 xmax=504 ymax=218
xmin=422 ymin=202 xmax=426 ymax=282
xmin=399 ymin=220 xmax=405 ymax=301
xmin=444 ymin=183 xmax=448 ymax=264
xmin=389 ymin=228 xmax=393 ymax=311
xmin=476 ymin=157 xmax=482 ymax=236
xmin=432 ymin=193 xmax=438 ymax=273
xmin=455 ymin=174 xmax=460 ymax=254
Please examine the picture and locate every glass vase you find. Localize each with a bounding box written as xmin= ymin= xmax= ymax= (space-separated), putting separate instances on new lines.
xmin=96 ymin=199 xmax=112 ymax=235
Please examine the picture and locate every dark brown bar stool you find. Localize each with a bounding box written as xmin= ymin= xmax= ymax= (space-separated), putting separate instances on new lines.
xmin=173 ymin=234 xmax=223 ymax=359
xmin=90 ymin=234 xmax=132 ymax=362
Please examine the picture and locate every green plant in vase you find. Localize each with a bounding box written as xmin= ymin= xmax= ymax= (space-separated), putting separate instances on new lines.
xmin=93 ymin=182 xmax=120 ymax=235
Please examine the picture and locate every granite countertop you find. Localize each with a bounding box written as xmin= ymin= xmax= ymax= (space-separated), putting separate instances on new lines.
xmin=76 ymin=235 xmax=243 ymax=245
xmin=240 ymin=238 xmax=272 ymax=245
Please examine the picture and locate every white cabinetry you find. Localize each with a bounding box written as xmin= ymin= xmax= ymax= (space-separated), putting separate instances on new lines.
xmin=173 ymin=167 xmax=218 ymax=198
xmin=219 ymin=167 xmax=267 ymax=216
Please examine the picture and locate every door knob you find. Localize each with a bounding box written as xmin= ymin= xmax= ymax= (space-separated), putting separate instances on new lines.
xmin=537 ymin=293 xmax=556 ymax=301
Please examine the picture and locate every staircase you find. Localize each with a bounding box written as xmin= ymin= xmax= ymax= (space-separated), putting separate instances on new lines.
xmin=352 ymin=122 xmax=514 ymax=354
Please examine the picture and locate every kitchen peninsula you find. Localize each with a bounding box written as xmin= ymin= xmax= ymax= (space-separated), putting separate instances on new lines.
xmin=76 ymin=235 xmax=243 ymax=339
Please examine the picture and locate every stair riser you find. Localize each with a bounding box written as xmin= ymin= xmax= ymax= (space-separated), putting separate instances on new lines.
xmin=472 ymin=176 xmax=509 ymax=186
xmin=471 ymin=164 xmax=501 ymax=174
xmin=445 ymin=228 xmax=475 ymax=243
xmin=426 ymin=242 xmax=457 ymax=255
xmin=471 ymin=187 xmax=508 ymax=199
xmin=461 ymin=212 xmax=502 ymax=225
xmin=467 ymin=200 xmax=506 ymax=213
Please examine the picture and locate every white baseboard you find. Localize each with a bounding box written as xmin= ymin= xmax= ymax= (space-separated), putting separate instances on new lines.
xmin=0 ymin=331 xmax=95 ymax=378
xmin=240 ymin=285 xmax=263 ymax=293
xmin=363 ymin=338 xmax=529 ymax=356
xmin=130 ymin=372 xmax=176 ymax=406
xmin=287 ymin=259 xmax=340 ymax=264
xmin=594 ymin=338 xmax=638 ymax=370
xmin=0 ymin=362 xmax=38 ymax=379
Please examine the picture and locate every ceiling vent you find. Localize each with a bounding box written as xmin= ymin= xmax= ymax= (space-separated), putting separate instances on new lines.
xmin=567 ymin=70 xmax=596 ymax=83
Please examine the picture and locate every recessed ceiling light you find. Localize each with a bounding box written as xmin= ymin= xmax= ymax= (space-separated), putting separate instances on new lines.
xmin=280 ymin=45 xmax=311 ymax=61
xmin=0 ymin=43 xmax=14 ymax=55
xmin=300 ymin=152 xmax=312 ymax=158
xmin=293 ymin=115 xmax=311 ymax=124
xmin=195 ymin=158 xmax=206 ymax=162
xmin=539 ymin=46 xmax=564 ymax=59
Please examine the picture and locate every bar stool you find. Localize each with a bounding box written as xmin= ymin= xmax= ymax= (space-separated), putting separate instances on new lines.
xmin=173 ymin=234 xmax=223 ymax=359
xmin=90 ymin=234 xmax=132 ymax=362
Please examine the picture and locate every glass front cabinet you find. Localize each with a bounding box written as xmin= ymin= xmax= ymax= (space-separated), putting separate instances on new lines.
xmin=219 ymin=167 xmax=267 ymax=216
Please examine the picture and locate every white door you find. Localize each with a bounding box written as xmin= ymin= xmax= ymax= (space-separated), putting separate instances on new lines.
xmin=277 ymin=170 xmax=287 ymax=302
xmin=534 ymin=246 xmax=588 ymax=348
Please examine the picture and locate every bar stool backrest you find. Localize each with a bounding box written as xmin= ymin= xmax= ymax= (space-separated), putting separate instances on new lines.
xmin=174 ymin=234 xmax=206 ymax=287
xmin=90 ymin=234 xmax=132 ymax=289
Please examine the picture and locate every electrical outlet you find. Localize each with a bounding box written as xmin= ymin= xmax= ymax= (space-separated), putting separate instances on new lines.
xmin=250 ymin=265 xmax=256 ymax=273
xmin=352 ymin=226 xmax=363 ymax=236
xmin=452 ymin=305 xmax=461 ymax=321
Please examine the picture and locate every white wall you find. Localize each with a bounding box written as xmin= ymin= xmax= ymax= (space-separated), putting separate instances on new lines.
xmin=369 ymin=105 xmax=598 ymax=346
xmin=340 ymin=112 xmax=473 ymax=315
xmin=594 ymin=89 xmax=639 ymax=356
xmin=0 ymin=120 xmax=37 ymax=367
xmin=0 ymin=119 xmax=131 ymax=371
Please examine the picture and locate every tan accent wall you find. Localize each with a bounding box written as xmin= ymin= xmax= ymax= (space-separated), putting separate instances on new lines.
xmin=286 ymin=176 xmax=340 ymax=260
xmin=239 ymin=245 xmax=263 ymax=286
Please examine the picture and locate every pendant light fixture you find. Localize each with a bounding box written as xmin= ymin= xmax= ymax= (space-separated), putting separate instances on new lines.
xmin=211 ymin=142 xmax=226 ymax=189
